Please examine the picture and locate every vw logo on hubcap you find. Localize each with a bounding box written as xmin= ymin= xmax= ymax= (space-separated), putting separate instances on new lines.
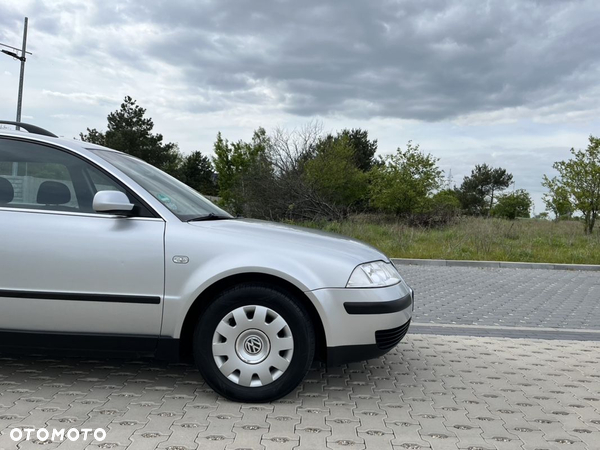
xmin=234 ymin=328 xmax=271 ymax=365
xmin=244 ymin=336 xmax=263 ymax=355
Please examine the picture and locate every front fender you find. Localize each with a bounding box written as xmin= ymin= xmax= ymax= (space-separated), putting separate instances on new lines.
xmin=161 ymin=248 xmax=342 ymax=338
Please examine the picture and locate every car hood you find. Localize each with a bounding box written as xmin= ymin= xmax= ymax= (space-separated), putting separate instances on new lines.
xmin=188 ymin=218 xmax=388 ymax=265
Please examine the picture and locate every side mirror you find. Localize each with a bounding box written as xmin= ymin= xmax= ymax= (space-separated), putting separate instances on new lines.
xmin=93 ymin=190 xmax=134 ymax=214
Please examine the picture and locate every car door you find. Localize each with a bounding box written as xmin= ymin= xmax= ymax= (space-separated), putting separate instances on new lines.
xmin=0 ymin=137 xmax=165 ymax=343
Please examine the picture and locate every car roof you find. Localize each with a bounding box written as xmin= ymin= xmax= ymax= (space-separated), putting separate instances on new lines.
xmin=0 ymin=128 xmax=123 ymax=155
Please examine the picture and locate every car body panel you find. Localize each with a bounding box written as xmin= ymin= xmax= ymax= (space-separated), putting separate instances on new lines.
xmin=0 ymin=207 xmax=165 ymax=335
xmin=162 ymin=219 xmax=389 ymax=338
xmin=307 ymin=282 xmax=413 ymax=348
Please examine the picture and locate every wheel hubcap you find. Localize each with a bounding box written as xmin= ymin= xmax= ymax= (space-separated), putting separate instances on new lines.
xmin=212 ymin=305 xmax=294 ymax=387
xmin=235 ymin=329 xmax=270 ymax=364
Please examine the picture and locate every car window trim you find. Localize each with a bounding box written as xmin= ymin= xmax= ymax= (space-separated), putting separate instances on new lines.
xmin=0 ymin=206 xmax=163 ymax=221
xmin=0 ymin=136 xmax=162 ymax=219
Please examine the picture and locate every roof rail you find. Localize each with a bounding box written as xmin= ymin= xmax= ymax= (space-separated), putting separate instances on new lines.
xmin=0 ymin=121 xmax=58 ymax=138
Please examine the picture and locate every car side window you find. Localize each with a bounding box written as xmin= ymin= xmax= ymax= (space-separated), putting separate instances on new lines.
xmin=0 ymin=140 xmax=82 ymax=211
xmin=0 ymin=138 xmax=152 ymax=216
xmin=86 ymin=168 xmax=126 ymax=194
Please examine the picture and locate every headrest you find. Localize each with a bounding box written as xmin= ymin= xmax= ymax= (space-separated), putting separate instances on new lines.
xmin=37 ymin=180 xmax=71 ymax=205
xmin=0 ymin=177 xmax=14 ymax=204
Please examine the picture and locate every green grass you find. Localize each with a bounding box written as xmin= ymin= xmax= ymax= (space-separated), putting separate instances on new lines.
xmin=292 ymin=216 xmax=600 ymax=265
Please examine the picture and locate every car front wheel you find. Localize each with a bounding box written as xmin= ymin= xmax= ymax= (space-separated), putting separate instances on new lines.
xmin=193 ymin=283 xmax=315 ymax=402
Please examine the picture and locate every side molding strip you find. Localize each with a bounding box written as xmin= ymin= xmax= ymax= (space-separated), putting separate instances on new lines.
xmin=0 ymin=289 xmax=160 ymax=304
xmin=343 ymin=292 xmax=412 ymax=315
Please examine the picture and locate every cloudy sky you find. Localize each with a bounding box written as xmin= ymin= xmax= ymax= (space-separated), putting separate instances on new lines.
xmin=2 ymin=0 xmax=600 ymax=212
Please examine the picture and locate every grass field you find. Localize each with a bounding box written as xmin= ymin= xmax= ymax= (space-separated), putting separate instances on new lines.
xmin=294 ymin=216 xmax=600 ymax=265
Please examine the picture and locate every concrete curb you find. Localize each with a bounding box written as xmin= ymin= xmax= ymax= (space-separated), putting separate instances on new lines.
xmin=391 ymin=257 xmax=600 ymax=271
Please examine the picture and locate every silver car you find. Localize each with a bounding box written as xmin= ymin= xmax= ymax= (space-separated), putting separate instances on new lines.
xmin=0 ymin=122 xmax=413 ymax=402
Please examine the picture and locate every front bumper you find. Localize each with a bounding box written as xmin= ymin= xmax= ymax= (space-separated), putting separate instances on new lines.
xmin=306 ymin=281 xmax=414 ymax=365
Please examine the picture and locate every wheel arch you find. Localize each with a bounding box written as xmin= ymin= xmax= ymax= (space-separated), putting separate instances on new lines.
xmin=177 ymin=272 xmax=327 ymax=362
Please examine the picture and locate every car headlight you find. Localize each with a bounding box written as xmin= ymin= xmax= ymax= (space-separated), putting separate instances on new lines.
xmin=346 ymin=261 xmax=402 ymax=288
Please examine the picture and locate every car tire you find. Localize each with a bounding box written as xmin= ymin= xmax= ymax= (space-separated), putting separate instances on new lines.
xmin=193 ymin=282 xmax=315 ymax=402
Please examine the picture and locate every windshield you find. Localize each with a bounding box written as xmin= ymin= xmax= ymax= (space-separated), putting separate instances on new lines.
xmin=91 ymin=149 xmax=232 ymax=221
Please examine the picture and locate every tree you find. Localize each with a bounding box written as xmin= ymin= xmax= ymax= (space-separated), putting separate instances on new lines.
xmin=179 ymin=151 xmax=217 ymax=196
xmin=242 ymin=122 xmax=368 ymax=221
xmin=80 ymin=96 xmax=181 ymax=176
xmin=493 ymin=189 xmax=532 ymax=220
xmin=542 ymin=135 xmax=600 ymax=234
xmin=316 ymin=128 xmax=377 ymax=172
xmin=212 ymin=128 xmax=269 ymax=215
xmin=211 ymin=122 xmax=372 ymax=221
xmin=304 ymin=135 xmax=368 ymax=216
xmin=265 ymin=122 xmax=334 ymax=220
xmin=456 ymin=164 xmax=513 ymax=215
xmin=542 ymin=177 xmax=574 ymax=221
xmin=412 ymin=189 xmax=462 ymax=226
xmin=369 ymin=142 xmax=444 ymax=216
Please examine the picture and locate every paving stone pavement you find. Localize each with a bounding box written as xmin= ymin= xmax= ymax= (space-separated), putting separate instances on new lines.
xmin=0 ymin=334 xmax=599 ymax=450
xmin=398 ymin=265 xmax=600 ymax=330
xmin=2 ymin=265 xmax=600 ymax=449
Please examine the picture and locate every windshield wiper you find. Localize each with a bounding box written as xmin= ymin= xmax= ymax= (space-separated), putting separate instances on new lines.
xmin=187 ymin=213 xmax=233 ymax=222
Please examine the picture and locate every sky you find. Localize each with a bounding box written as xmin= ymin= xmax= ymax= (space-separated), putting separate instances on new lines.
xmin=2 ymin=0 xmax=600 ymax=214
